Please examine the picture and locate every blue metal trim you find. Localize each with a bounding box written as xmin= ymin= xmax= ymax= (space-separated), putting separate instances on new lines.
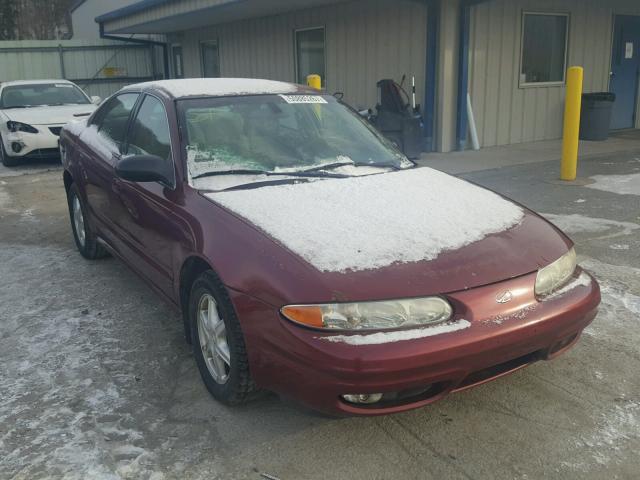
xmin=456 ymin=0 xmax=492 ymax=151
xmin=455 ymin=2 xmax=471 ymax=151
xmin=95 ymin=0 xmax=175 ymax=23
xmin=423 ymin=0 xmax=439 ymax=152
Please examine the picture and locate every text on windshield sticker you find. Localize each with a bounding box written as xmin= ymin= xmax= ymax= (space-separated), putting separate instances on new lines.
xmin=279 ymin=95 xmax=327 ymax=104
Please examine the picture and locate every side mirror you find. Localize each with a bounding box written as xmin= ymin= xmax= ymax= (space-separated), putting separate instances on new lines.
xmin=91 ymin=95 xmax=102 ymax=105
xmin=115 ymin=154 xmax=172 ymax=185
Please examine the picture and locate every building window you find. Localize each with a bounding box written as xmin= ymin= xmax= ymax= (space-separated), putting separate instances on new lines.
xmin=520 ymin=12 xmax=569 ymax=86
xmin=201 ymin=40 xmax=220 ymax=78
xmin=295 ymin=27 xmax=325 ymax=86
xmin=171 ymin=45 xmax=184 ymax=79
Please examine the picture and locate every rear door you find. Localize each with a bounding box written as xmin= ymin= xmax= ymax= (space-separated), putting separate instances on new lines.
xmin=610 ymin=15 xmax=640 ymax=130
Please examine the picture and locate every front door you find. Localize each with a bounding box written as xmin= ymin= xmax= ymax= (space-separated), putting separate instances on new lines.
xmin=610 ymin=15 xmax=640 ymax=130
xmin=111 ymin=94 xmax=184 ymax=298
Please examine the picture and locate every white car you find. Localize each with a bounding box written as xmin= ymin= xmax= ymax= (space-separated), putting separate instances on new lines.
xmin=0 ymin=79 xmax=100 ymax=167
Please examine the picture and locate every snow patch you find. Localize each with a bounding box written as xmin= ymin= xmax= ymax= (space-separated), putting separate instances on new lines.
xmin=321 ymin=319 xmax=471 ymax=345
xmin=77 ymin=124 xmax=117 ymax=160
xmin=542 ymin=213 xmax=639 ymax=238
xmin=208 ymin=168 xmax=524 ymax=272
xmin=587 ymin=173 xmax=640 ymax=196
xmin=609 ymin=244 xmax=629 ymax=251
xmin=541 ymin=272 xmax=592 ymax=301
xmin=61 ymin=117 xmax=88 ymax=136
xmin=130 ymin=78 xmax=300 ymax=98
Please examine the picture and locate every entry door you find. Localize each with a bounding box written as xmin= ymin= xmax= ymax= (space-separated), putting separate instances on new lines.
xmin=610 ymin=15 xmax=640 ymax=130
xmin=200 ymin=40 xmax=220 ymax=77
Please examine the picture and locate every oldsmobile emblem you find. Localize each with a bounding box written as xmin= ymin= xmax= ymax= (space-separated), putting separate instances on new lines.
xmin=495 ymin=290 xmax=513 ymax=304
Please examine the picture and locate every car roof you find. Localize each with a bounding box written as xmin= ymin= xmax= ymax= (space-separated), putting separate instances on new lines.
xmin=123 ymin=78 xmax=318 ymax=99
xmin=0 ymin=79 xmax=74 ymax=88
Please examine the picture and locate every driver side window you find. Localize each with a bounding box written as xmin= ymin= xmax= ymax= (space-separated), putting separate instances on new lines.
xmin=92 ymin=93 xmax=139 ymax=151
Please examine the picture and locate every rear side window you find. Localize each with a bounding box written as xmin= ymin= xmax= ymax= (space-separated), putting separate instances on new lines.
xmin=93 ymin=93 xmax=139 ymax=148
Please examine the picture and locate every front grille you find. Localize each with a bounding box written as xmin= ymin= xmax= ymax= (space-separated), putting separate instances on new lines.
xmin=49 ymin=127 xmax=62 ymax=136
xmin=455 ymin=351 xmax=541 ymax=391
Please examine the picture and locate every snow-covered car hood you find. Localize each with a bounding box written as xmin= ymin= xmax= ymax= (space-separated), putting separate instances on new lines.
xmin=2 ymin=104 xmax=96 ymax=126
xmin=205 ymin=168 xmax=572 ymax=297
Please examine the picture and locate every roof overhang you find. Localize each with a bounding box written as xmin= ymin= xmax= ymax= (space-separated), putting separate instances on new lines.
xmin=98 ymin=0 xmax=359 ymax=34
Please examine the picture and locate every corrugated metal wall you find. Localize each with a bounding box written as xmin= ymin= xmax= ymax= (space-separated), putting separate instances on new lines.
xmin=0 ymin=40 xmax=160 ymax=100
xmin=172 ymin=0 xmax=428 ymax=110
xmin=468 ymin=0 xmax=640 ymax=148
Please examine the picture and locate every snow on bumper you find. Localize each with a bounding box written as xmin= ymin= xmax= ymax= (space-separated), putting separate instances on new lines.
xmin=229 ymin=268 xmax=600 ymax=415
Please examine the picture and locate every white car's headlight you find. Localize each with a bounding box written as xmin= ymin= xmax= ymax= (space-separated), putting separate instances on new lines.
xmin=535 ymin=247 xmax=577 ymax=297
xmin=281 ymin=297 xmax=453 ymax=331
xmin=6 ymin=121 xmax=38 ymax=134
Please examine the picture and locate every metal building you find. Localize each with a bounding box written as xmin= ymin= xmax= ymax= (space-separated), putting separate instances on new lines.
xmin=96 ymin=0 xmax=640 ymax=153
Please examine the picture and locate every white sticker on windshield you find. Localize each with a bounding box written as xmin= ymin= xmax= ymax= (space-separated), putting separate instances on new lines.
xmin=279 ymin=95 xmax=327 ymax=104
xmin=55 ymin=84 xmax=74 ymax=88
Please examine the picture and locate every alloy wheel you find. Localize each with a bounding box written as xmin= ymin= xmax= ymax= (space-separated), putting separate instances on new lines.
xmin=72 ymin=195 xmax=86 ymax=247
xmin=197 ymin=293 xmax=231 ymax=384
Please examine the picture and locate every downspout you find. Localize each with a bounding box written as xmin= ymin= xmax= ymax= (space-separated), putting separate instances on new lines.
xmin=455 ymin=0 xmax=490 ymax=151
xmin=423 ymin=0 xmax=439 ymax=152
xmin=99 ymin=22 xmax=169 ymax=79
xmin=455 ymin=1 xmax=471 ymax=151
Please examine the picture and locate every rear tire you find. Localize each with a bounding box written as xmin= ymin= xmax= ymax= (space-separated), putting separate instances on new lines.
xmin=0 ymin=136 xmax=20 ymax=167
xmin=190 ymin=271 xmax=258 ymax=405
xmin=66 ymin=183 xmax=108 ymax=259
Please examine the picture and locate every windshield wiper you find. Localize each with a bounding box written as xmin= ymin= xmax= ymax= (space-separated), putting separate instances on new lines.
xmin=2 ymin=105 xmax=28 ymax=109
xmin=193 ymin=168 xmax=347 ymax=181
xmin=296 ymin=161 xmax=355 ymax=173
xmin=193 ymin=169 xmax=270 ymax=180
xmin=301 ymin=161 xmax=406 ymax=173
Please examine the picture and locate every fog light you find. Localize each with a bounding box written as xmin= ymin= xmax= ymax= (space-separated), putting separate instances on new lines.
xmin=341 ymin=393 xmax=383 ymax=404
xmin=11 ymin=141 xmax=23 ymax=153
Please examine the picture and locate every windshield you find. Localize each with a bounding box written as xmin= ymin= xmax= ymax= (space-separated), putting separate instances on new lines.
xmin=178 ymin=94 xmax=412 ymax=184
xmin=0 ymin=83 xmax=90 ymax=108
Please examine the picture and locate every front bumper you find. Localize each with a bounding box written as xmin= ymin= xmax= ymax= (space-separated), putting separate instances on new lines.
xmin=230 ymin=268 xmax=600 ymax=416
xmin=3 ymin=125 xmax=62 ymax=157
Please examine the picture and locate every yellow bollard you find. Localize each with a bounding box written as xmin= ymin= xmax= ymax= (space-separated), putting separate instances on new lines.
xmin=306 ymin=74 xmax=322 ymax=90
xmin=560 ymin=66 xmax=584 ymax=181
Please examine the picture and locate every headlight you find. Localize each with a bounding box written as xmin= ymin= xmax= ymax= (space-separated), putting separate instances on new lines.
xmin=535 ymin=248 xmax=577 ymax=297
xmin=7 ymin=121 xmax=38 ymax=134
xmin=281 ymin=297 xmax=453 ymax=331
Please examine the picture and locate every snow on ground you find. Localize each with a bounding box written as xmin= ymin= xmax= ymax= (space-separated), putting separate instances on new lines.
xmin=542 ymin=213 xmax=639 ymax=239
xmin=557 ymin=257 xmax=640 ymax=471
xmin=209 ymin=168 xmax=524 ymax=272
xmin=587 ymin=173 xmax=640 ymax=196
xmin=0 ymin=244 xmax=171 ymax=479
xmin=581 ymin=258 xmax=640 ymax=343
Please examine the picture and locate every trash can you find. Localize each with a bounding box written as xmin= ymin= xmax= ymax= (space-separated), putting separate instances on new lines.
xmin=579 ymin=92 xmax=615 ymax=141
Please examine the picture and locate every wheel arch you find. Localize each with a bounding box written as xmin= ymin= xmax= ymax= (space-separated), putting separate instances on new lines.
xmin=63 ymin=169 xmax=73 ymax=193
xmin=179 ymin=255 xmax=218 ymax=344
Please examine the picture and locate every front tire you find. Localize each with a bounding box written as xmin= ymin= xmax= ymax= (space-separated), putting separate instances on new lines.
xmin=66 ymin=183 xmax=108 ymax=259
xmin=190 ymin=271 xmax=257 ymax=405
xmin=0 ymin=136 xmax=19 ymax=167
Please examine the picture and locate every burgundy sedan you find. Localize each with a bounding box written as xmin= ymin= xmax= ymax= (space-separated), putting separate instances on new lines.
xmin=60 ymin=79 xmax=600 ymax=415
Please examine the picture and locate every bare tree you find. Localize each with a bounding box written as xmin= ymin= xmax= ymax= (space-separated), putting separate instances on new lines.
xmin=0 ymin=0 xmax=73 ymax=40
